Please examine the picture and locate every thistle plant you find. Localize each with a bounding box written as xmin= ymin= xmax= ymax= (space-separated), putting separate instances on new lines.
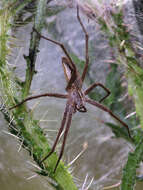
xmin=0 ymin=1 xmax=79 ymax=190
xmin=1 ymin=0 xmax=143 ymax=190
xmin=78 ymin=0 xmax=143 ymax=189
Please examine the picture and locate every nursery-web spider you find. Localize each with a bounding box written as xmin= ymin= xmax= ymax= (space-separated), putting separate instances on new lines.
xmin=10 ymin=6 xmax=131 ymax=172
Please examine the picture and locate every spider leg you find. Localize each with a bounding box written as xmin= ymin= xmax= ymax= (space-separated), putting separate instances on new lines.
xmin=33 ymin=28 xmax=77 ymax=90
xmin=40 ymin=104 xmax=69 ymax=164
xmin=84 ymin=83 xmax=110 ymax=102
xmin=54 ymin=107 xmax=73 ymax=172
xmin=77 ymin=5 xmax=89 ymax=83
xmin=85 ymin=97 xmax=132 ymax=139
xmin=9 ymin=93 xmax=67 ymax=110
xmin=62 ymin=57 xmax=78 ymax=90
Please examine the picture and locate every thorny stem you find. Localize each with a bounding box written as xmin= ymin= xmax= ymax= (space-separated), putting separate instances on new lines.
xmin=22 ymin=0 xmax=47 ymax=98
xmin=0 ymin=1 xmax=78 ymax=190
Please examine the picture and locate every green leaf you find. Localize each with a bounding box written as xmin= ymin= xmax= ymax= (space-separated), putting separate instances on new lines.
xmin=105 ymin=122 xmax=131 ymax=141
xmin=121 ymin=136 xmax=143 ymax=190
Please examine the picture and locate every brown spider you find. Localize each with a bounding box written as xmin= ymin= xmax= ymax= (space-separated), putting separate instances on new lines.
xmin=10 ymin=6 xmax=131 ymax=172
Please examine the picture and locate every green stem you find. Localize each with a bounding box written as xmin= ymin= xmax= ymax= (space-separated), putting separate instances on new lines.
xmin=121 ymin=136 xmax=143 ymax=190
xmin=23 ymin=0 xmax=47 ymax=98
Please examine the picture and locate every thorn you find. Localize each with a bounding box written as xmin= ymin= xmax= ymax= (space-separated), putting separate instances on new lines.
xmin=125 ymin=111 xmax=136 ymax=119
xmin=102 ymin=181 xmax=121 ymax=190
xmin=81 ymin=174 xmax=94 ymax=190
xmin=26 ymin=174 xmax=38 ymax=180
xmin=27 ymin=161 xmax=41 ymax=170
xmin=18 ymin=139 xmax=24 ymax=152
xmin=68 ymin=142 xmax=88 ymax=166
xmin=2 ymin=130 xmax=20 ymax=139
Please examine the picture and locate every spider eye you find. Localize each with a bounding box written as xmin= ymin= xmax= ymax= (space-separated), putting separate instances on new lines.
xmin=76 ymin=105 xmax=87 ymax=112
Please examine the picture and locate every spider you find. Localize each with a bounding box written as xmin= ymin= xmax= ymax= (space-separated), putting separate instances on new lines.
xmin=10 ymin=6 xmax=131 ymax=173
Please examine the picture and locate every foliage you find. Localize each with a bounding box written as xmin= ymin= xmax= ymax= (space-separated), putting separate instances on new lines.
xmin=93 ymin=3 xmax=143 ymax=190
xmin=121 ymin=135 xmax=143 ymax=190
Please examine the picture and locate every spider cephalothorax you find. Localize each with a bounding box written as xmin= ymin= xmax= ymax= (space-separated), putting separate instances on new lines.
xmin=10 ymin=5 xmax=131 ymax=172
xmin=68 ymin=87 xmax=86 ymax=113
